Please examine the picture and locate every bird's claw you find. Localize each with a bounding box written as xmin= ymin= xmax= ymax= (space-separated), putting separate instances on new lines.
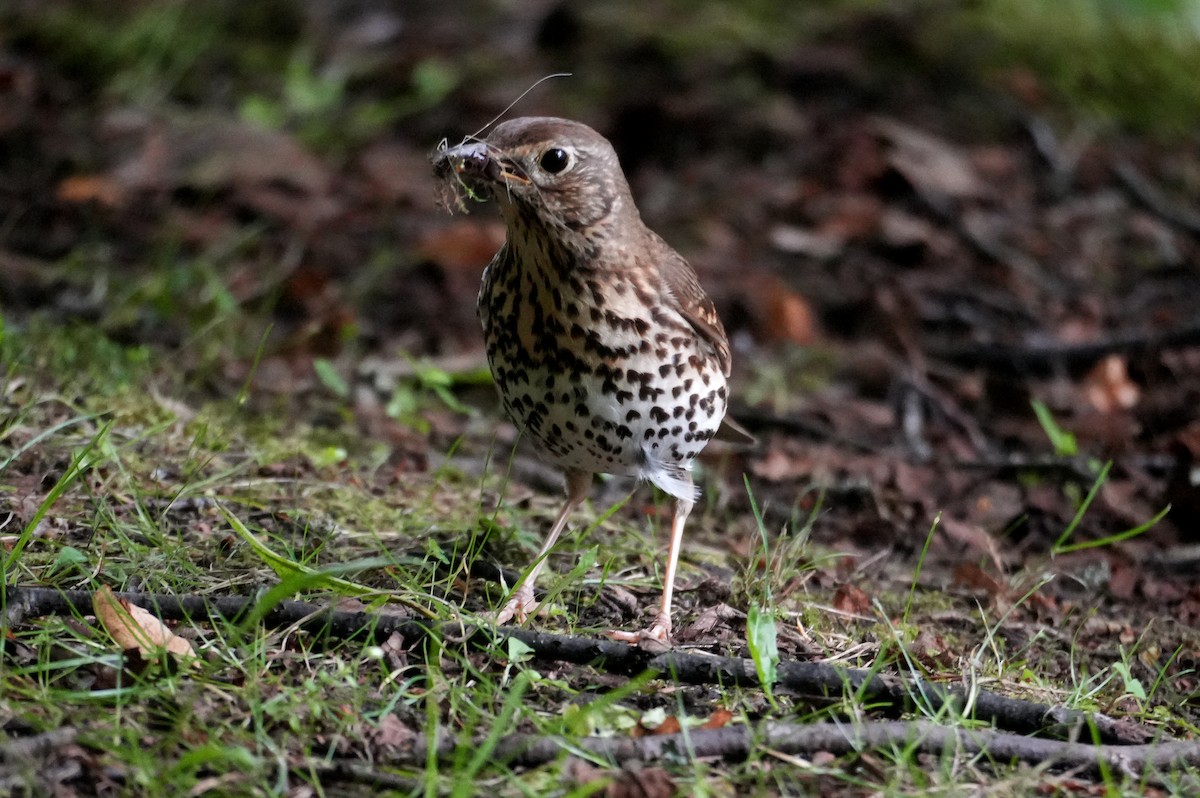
xmin=607 ymin=616 xmax=673 ymax=651
xmin=491 ymin=585 xmax=538 ymax=626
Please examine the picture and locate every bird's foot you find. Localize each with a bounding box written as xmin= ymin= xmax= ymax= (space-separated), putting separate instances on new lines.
xmin=607 ymin=615 xmax=672 ymax=652
xmin=491 ymin=584 xmax=538 ymax=626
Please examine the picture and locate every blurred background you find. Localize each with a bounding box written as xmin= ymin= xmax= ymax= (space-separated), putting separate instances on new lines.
xmin=3 ymin=0 xmax=1200 ymax=561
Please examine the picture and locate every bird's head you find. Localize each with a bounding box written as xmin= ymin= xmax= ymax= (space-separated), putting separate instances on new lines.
xmin=434 ymin=117 xmax=637 ymax=236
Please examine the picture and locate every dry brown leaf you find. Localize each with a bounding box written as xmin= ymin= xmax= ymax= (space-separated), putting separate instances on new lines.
xmin=700 ymin=709 xmax=734 ymax=729
xmin=873 ymin=117 xmax=987 ymax=201
xmin=674 ymin=603 xmax=735 ymax=642
xmin=607 ymin=766 xmax=676 ymax=798
xmin=564 ymin=757 xmax=610 ymax=789
xmin=56 ymin=175 xmax=123 ymax=207
xmin=814 ymin=193 xmax=884 ymax=242
xmin=769 ymin=224 xmax=844 ymax=259
xmin=832 ymin=583 xmax=871 ymax=616
xmin=762 ymin=283 xmax=818 ymax=346
xmin=633 ymin=714 xmax=682 ymax=738
xmin=836 ymin=128 xmax=889 ymax=191
xmin=911 ymin=629 xmax=956 ymax=668
xmin=372 ymin=713 xmax=417 ymax=753
xmin=93 ymin=586 xmax=198 ymax=665
xmin=951 ymin=563 xmax=1005 ymax=598
xmin=879 ymin=208 xmax=937 ymax=251
xmin=939 ymin=516 xmax=1006 ymax=572
xmin=750 ymin=447 xmax=814 ymax=483
xmin=1108 ymin=556 xmax=1137 ymax=600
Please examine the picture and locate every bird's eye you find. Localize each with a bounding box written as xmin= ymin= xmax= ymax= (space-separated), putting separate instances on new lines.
xmin=539 ymin=147 xmax=570 ymax=174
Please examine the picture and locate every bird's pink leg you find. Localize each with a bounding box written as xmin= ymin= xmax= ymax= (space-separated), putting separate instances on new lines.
xmin=493 ymin=470 xmax=591 ymax=625
xmin=609 ymin=493 xmax=693 ymax=646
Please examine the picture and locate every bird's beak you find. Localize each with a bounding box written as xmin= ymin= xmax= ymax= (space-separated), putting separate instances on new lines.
xmin=435 ymin=141 xmax=530 ymax=187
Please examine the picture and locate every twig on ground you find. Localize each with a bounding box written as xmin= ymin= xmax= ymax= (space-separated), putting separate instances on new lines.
xmin=411 ymin=719 xmax=1199 ymax=782
xmin=924 ymin=322 xmax=1200 ymax=375
xmin=305 ymin=759 xmax=421 ymax=791
xmin=1114 ymin=160 xmax=1200 ymax=236
xmin=725 ymin=408 xmax=877 ymax=453
xmin=3 ymin=586 xmax=1156 ymax=746
xmin=0 ymin=727 xmax=78 ymax=762
xmin=951 ymin=453 xmax=1103 ymax=483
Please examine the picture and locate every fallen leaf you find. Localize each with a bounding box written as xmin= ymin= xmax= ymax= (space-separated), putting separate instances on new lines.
xmin=633 ymin=712 xmax=681 ymax=737
xmin=912 ymin=629 xmax=955 ymax=668
xmin=952 ymin=563 xmax=1005 ymax=598
xmin=98 ymin=108 xmax=337 ymax=225
xmin=835 ymin=127 xmax=889 ymax=191
xmin=93 ymin=586 xmax=198 ymax=665
xmin=761 ymin=281 xmax=818 ymax=345
xmin=939 ymin=516 xmax=1006 ymax=572
xmin=832 ymin=583 xmax=871 ymax=616
xmin=373 ymin=713 xmax=416 ymax=752
xmin=814 ymin=192 xmax=884 ymax=242
xmin=56 ymin=174 xmax=123 ymax=207
xmin=750 ymin=447 xmax=814 ymax=483
xmin=769 ymin=224 xmax=844 ymax=259
xmin=673 ymin=603 xmax=738 ymax=642
xmin=607 ymin=765 xmax=676 ymax=798
xmin=873 ymin=117 xmax=987 ymax=202
xmin=879 ymin=208 xmax=938 ymax=252
xmin=564 ymin=757 xmax=610 ymax=789
xmin=700 ymin=709 xmax=734 ymax=729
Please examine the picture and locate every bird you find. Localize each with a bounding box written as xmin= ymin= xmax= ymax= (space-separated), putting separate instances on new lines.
xmin=433 ymin=116 xmax=747 ymax=645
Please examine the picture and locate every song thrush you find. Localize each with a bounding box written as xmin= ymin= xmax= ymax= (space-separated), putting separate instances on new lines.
xmin=434 ymin=116 xmax=745 ymax=645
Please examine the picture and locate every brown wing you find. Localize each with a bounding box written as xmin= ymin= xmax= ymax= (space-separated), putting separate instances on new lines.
xmin=662 ymin=255 xmax=757 ymax=445
xmin=653 ymin=238 xmax=732 ymax=377
xmin=652 ymin=236 xmax=757 ymax=447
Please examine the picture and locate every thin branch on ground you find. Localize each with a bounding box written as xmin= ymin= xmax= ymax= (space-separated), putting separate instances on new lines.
xmin=305 ymin=759 xmax=421 ymax=792
xmin=0 ymin=726 xmax=78 ymax=762
xmin=924 ymin=322 xmax=1200 ymax=374
xmin=728 ymin=408 xmax=876 ymax=453
xmin=410 ymin=719 xmax=1200 ymax=782
xmin=1114 ymin=160 xmax=1200 ymax=236
xmin=3 ymin=586 xmax=1156 ymax=746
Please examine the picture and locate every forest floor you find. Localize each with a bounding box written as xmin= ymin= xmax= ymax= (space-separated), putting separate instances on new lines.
xmin=2 ymin=1 xmax=1200 ymax=795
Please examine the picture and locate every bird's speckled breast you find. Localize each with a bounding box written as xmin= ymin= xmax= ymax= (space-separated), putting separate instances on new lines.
xmin=477 ymin=219 xmax=727 ymax=495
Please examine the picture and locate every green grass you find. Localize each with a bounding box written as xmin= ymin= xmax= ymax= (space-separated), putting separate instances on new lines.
xmin=930 ymin=0 xmax=1200 ymax=137
xmin=2 ymin=313 xmax=1197 ymax=798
